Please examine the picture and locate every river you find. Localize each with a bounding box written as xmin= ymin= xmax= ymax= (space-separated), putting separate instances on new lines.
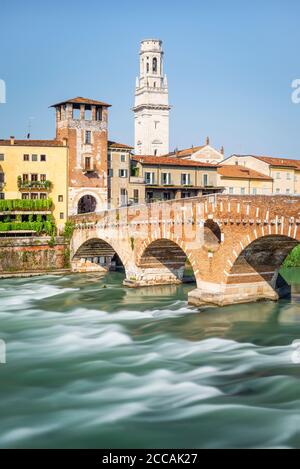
xmin=1 ymin=270 xmax=300 ymax=449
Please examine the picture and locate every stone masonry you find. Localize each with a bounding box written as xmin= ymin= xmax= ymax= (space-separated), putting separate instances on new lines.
xmin=69 ymin=195 xmax=300 ymax=307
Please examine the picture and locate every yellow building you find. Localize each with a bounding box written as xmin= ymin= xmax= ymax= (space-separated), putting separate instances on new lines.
xmin=0 ymin=138 xmax=68 ymax=232
xmin=217 ymin=165 xmax=273 ymax=195
xmin=222 ymin=154 xmax=300 ymax=194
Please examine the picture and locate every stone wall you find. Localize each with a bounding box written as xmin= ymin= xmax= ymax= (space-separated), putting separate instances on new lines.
xmin=0 ymin=237 xmax=69 ymax=274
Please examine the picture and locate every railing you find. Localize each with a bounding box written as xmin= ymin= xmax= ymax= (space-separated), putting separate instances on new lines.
xmin=72 ymin=192 xmax=300 ymax=222
xmin=129 ymin=176 xmax=145 ymax=184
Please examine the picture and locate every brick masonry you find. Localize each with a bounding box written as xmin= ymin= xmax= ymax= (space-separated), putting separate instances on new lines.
xmin=70 ymin=195 xmax=300 ymax=306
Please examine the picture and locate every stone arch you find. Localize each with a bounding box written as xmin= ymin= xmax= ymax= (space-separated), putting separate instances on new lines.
xmin=71 ymin=190 xmax=104 ymax=216
xmin=77 ymin=195 xmax=97 ymax=214
xmin=136 ymin=237 xmax=197 ymax=285
xmin=71 ymin=237 xmax=127 ymax=273
xmin=225 ymin=234 xmax=300 ymax=302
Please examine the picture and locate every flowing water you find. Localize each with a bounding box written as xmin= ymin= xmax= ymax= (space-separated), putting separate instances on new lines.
xmin=1 ymin=270 xmax=300 ymax=449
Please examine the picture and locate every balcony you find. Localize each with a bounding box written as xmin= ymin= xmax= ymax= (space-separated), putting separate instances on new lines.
xmin=17 ymin=177 xmax=52 ymax=191
xmin=129 ymin=176 xmax=145 ymax=184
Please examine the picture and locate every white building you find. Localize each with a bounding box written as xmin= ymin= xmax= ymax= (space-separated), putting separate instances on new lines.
xmin=133 ymin=39 xmax=170 ymax=156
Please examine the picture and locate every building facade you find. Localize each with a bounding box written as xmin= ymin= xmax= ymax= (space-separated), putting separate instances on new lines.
xmin=52 ymin=97 xmax=110 ymax=215
xmin=222 ymin=154 xmax=300 ymax=194
xmin=133 ymin=40 xmax=170 ymax=156
xmin=0 ymin=138 xmax=68 ymax=231
xmin=217 ymin=165 xmax=273 ymax=195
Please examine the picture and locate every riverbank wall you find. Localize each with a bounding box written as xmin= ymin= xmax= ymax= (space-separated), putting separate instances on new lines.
xmin=0 ymin=237 xmax=70 ymax=275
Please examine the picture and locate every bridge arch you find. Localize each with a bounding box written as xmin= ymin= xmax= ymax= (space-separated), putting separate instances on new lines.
xmin=224 ymin=234 xmax=300 ymax=302
xmin=136 ymin=237 xmax=197 ymax=285
xmin=71 ymin=237 xmax=127 ymax=273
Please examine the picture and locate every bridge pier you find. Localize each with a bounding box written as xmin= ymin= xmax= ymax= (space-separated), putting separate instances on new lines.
xmin=123 ymin=266 xmax=184 ymax=288
xmin=188 ymin=271 xmax=290 ymax=307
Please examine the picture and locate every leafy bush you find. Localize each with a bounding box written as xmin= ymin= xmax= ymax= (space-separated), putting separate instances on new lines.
xmin=0 ymin=198 xmax=53 ymax=212
xmin=0 ymin=220 xmax=56 ymax=235
xmin=63 ymin=221 xmax=75 ymax=240
xmin=283 ymin=245 xmax=300 ymax=268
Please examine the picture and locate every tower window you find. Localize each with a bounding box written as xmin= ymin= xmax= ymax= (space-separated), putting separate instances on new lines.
xmin=153 ymin=57 xmax=157 ymax=73
xmin=96 ymin=107 xmax=102 ymax=121
xmin=32 ymin=154 xmax=38 ymax=162
xmin=58 ymin=195 xmax=63 ymax=202
xmin=40 ymin=174 xmax=46 ymax=182
xmin=147 ymin=62 xmax=149 ymax=73
xmin=23 ymin=154 xmax=29 ymax=161
xmin=85 ymin=108 xmax=92 ymax=120
xmin=73 ymin=107 xmax=80 ymax=120
xmin=85 ymin=131 xmax=92 ymax=144
xmin=0 ymin=154 xmax=4 ymax=161
xmin=40 ymin=154 xmax=46 ymax=162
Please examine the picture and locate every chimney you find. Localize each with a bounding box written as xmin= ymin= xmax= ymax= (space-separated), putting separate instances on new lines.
xmin=220 ymin=146 xmax=224 ymax=155
xmin=10 ymin=136 xmax=15 ymax=145
xmin=206 ymin=136 xmax=210 ymax=146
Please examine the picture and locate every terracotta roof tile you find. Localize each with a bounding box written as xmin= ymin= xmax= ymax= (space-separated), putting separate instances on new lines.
xmin=0 ymin=139 xmax=65 ymax=147
xmin=233 ymin=154 xmax=300 ymax=169
xmin=50 ymin=96 xmax=111 ymax=107
xmin=218 ymin=165 xmax=273 ymax=181
xmin=108 ymin=141 xmax=134 ymax=150
xmin=165 ymin=145 xmax=206 ymax=158
xmin=132 ymin=155 xmax=217 ymax=168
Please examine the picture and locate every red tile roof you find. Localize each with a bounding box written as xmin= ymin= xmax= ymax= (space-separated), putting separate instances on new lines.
xmin=132 ymin=155 xmax=217 ymax=167
xmin=50 ymin=96 xmax=111 ymax=107
xmin=108 ymin=141 xmax=133 ymax=150
xmin=0 ymin=139 xmax=65 ymax=147
xmin=255 ymin=155 xmax=300 ymax=168
xmin=166 ymin=145 xmax=206 ymax=158
xmin=232 ymin=154 xmax=300 ymax=169
xmin=218 ymin=165 xmax=273 ymax=180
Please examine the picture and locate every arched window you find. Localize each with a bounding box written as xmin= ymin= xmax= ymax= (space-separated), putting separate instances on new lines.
xmin=78 ymin=195 xmax=97 ymax=214
xmin=153 ymin=57 xmax=157 ymax=73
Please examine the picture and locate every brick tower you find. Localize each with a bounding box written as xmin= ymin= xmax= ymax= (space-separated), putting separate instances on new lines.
xmin=52 ymin=97 xmax=111 ymax=215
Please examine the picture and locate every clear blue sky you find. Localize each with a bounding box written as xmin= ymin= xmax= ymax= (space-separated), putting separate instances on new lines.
xmin=0 ymin=0 xmax=300 ymax=158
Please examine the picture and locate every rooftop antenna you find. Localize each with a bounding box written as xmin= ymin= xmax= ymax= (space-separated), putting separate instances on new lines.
xmin=26 ymin=117 xmax=35 ymax=139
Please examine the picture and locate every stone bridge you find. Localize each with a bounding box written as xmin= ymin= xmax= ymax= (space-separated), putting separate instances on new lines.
xmin=69 ymin=195 xmax=300 ymax=307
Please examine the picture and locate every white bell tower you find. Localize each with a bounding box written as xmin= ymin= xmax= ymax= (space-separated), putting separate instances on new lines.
xmin=133 ymin=39 xmax=170 ymax=156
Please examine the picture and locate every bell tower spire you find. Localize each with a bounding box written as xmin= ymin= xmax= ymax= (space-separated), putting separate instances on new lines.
xmin=133 ymin=39 xmax=170 ymax=156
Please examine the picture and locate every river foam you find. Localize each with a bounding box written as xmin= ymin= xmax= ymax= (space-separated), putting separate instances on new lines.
xmin=1 ymin=272 xmax=300 ymax=448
